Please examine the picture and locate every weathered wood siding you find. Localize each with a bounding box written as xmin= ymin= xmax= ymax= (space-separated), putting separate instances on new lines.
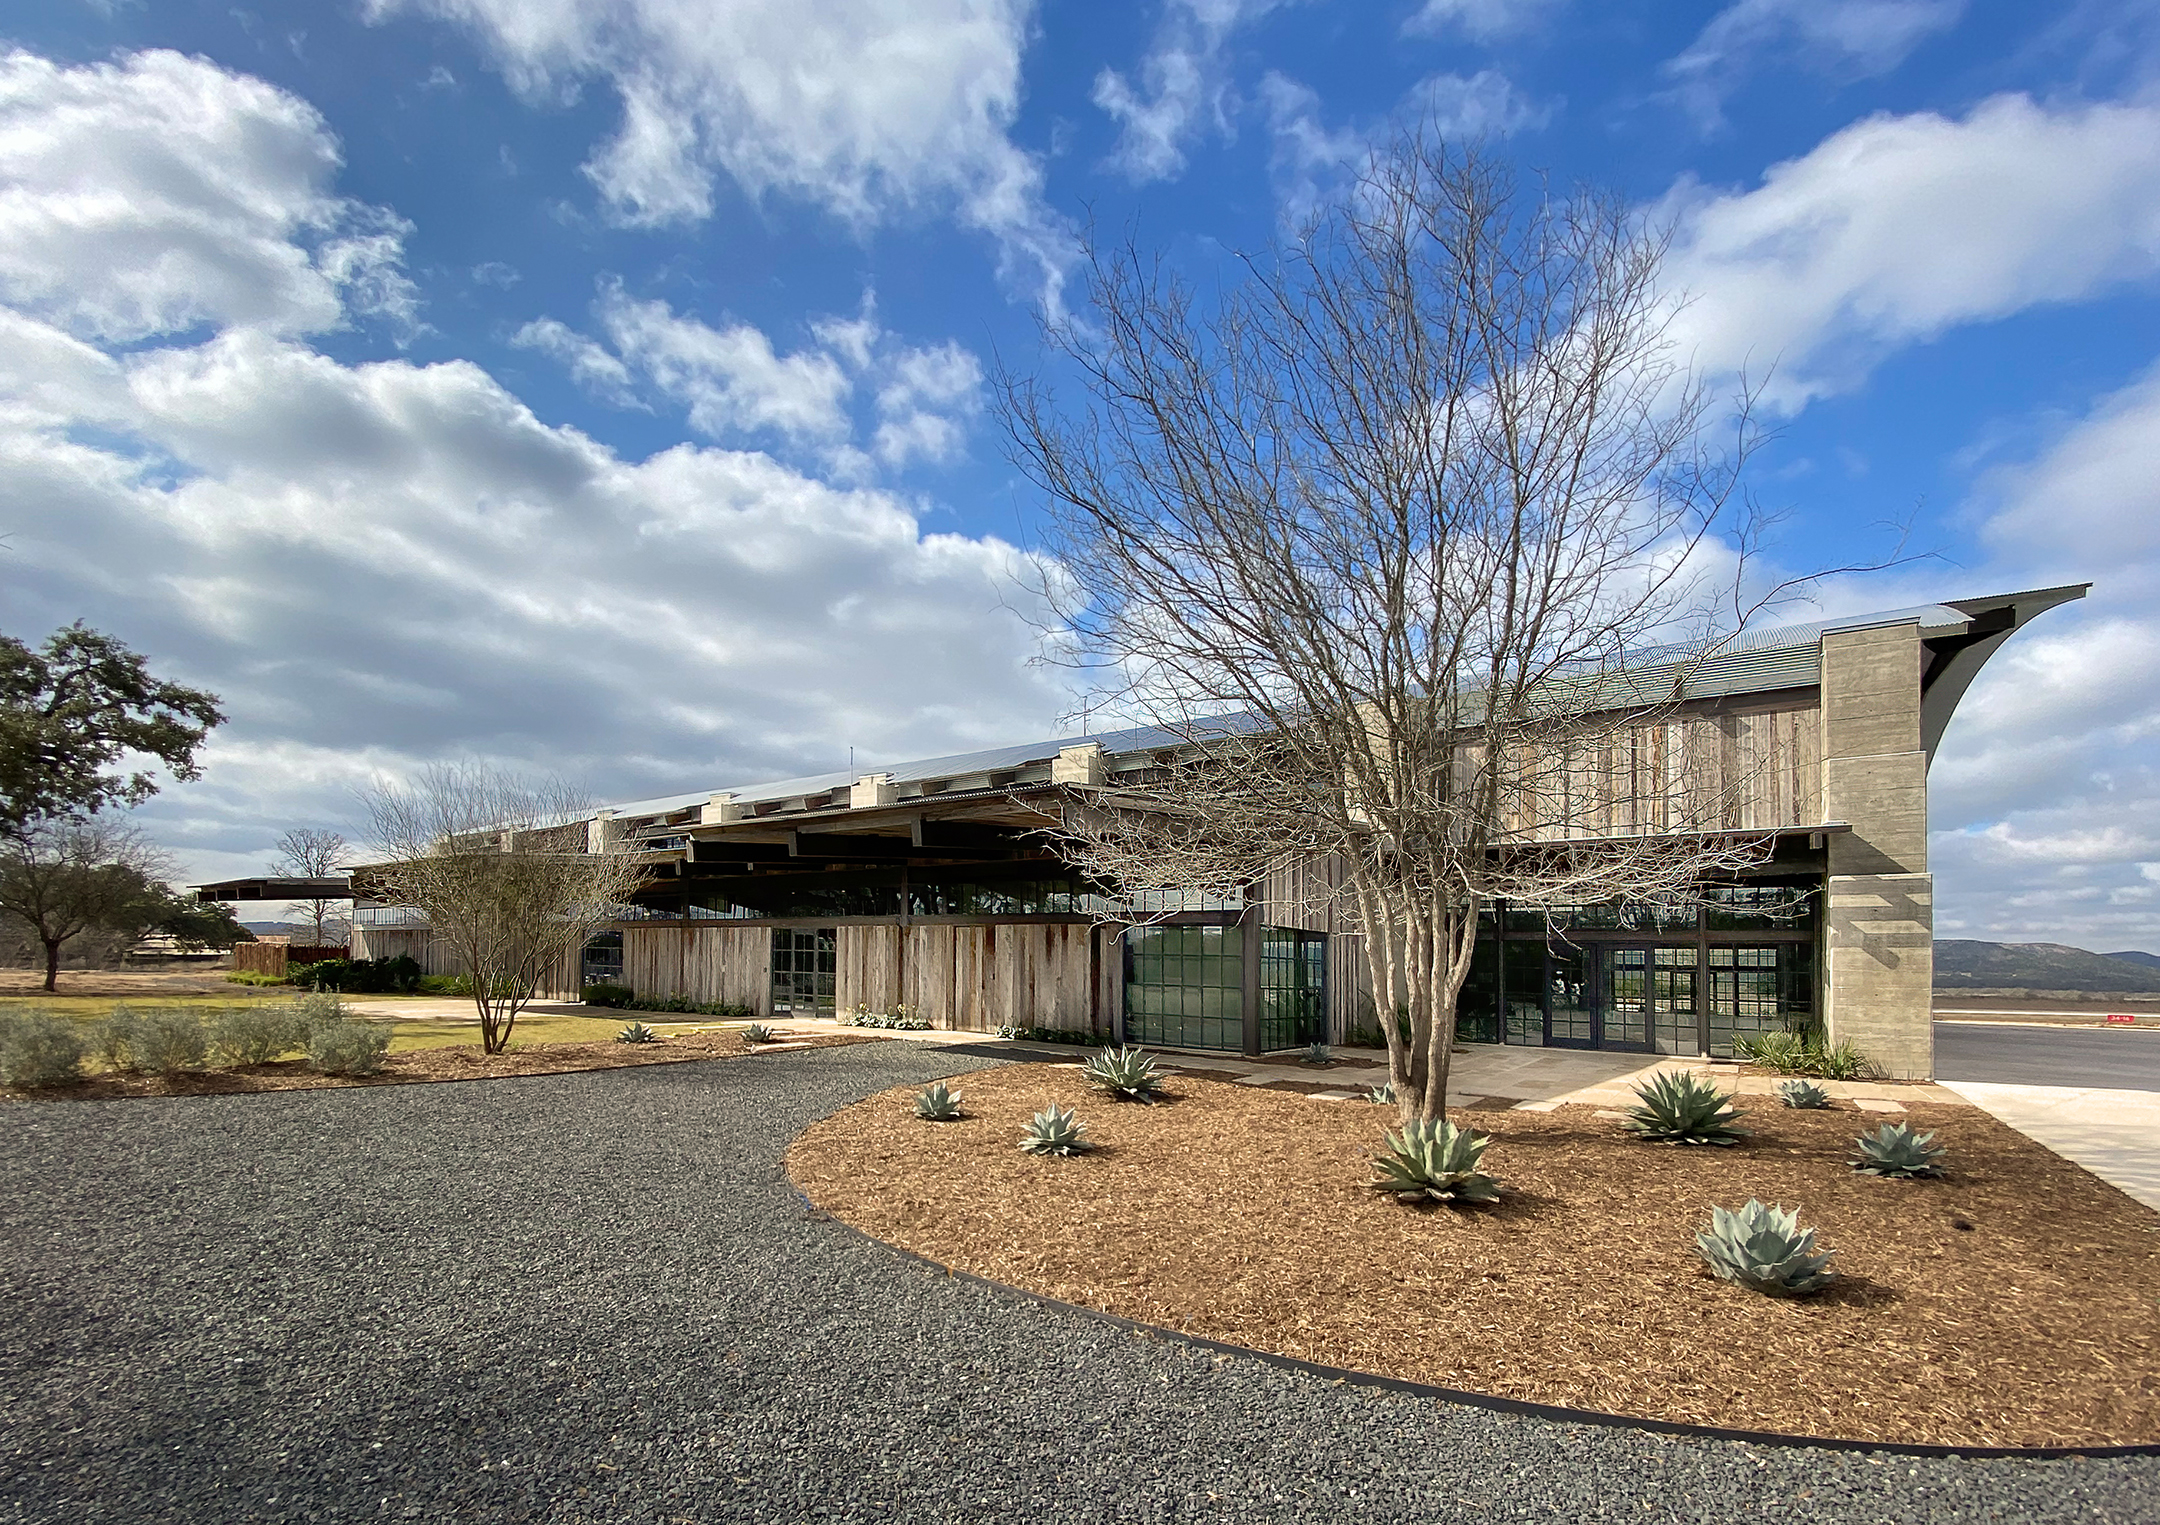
xmin=346 ymin=927 xmax=579 ymax=996
xmin=830 ymin=922 xmax=1100 ymax=1033
xmin=623 ymin=924 xmax=772 ymax=1013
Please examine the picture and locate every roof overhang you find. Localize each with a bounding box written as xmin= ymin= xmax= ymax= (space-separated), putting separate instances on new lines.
xmin=193 ymin=876 xmax=352 ymax=904
xmin=1921 ymin=583 xmax=2090 ymax=767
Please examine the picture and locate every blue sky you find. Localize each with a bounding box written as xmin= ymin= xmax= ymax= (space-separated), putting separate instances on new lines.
xmin=2 ymin=0 xmax=2158 ymax=949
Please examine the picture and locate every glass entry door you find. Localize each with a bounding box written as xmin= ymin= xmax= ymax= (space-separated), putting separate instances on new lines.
xmin=1607 ymin=945 xmax=1699 ymax=1054
xmin=770 ymin=928 xmax=836 ymax=1017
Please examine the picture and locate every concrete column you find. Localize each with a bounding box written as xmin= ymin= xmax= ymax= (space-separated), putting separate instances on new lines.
xmin=1052 ymin=743 xmax=1106 ymax=785
xmin=1819 ymin=622 xmax=1934 ymax=1078
xmin=1239 ymin=897 xmax=1263 ymax=1057
xmin=850 ymin=773 xmax=897 ymax=808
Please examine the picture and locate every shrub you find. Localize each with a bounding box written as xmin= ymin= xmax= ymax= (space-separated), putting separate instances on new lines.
xmin=128 ymin=1008 xmax=209 ymax=1075
xmin=584 ymin=990 xmax=757 ymax=1018
xmin=1851 ymin=1121 xmax=1948 ymax=1179
xmin=223 ymin=970 xmax=290 ymax=987
xmin=1083 ymin=1045 xmax=1166 ymax=1103
xmin=914 ymin=1082 xmax=964 ymax=1121
xmin=1695 ymin=1200 xmax=1835 ymax=1297
xmin=992 ymin=1024 xmax=1111 ymax=1046
xmin=1735 ymin=1030 xmax=1875 ymax=1081
xmin=290 ymin=956 xmax=421 ymax=995
xmin=417 ymin=974 xmax=471 ymax=996
xmin=582 ymin=982 xmax=635 ymax=1008
xmin=840 ymin=1006 xmax=932 ymax=1031
xmin=1369 ymin=1118 xmax=1500 ymax=1205
xmin=91 ymin=1008 xmax=144 ymax=1072
xmin=209 ymin=1005 xmax=310 ymax=1067
xmin=1776 ymin=1077 xmax=1831 ymax=1110
xmin=292 ymin=991 xmax=350 ymax=1030
xmin=307 ymin=1019 xmax=392 ymax=1077
xmin=0 ymin=1013 xmax=87 ymax=1089
xmin=1017 ymin=1104 xmax=1092 ymax=1157
xmin=1623 ymin=1070 xmax=1750 ymax=1146
xmin=615 ymin=1022 xmax=658 ymax=1044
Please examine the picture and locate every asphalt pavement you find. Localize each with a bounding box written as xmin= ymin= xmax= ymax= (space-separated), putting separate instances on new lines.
xmin=1 ymin=1044 xmax=2154 ymax=1524
xmin=1934 ymin=1021 xmax=2160 ymax=1091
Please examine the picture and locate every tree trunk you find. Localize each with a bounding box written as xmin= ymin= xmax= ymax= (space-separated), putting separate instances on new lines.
xmin=42 ymin=936 xmax=61 ymax=993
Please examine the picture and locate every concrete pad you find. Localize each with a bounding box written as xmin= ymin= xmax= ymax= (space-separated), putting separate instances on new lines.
xmin=1511 ymin=1100 xmax=1561 ymax=1112
xmin=1307 ymin=1091 xmax=1359 ymax=1102
xmin=1853 ymin=1097 xmax=1906 ymax=1113
xmin=1940 ymin=1081 xmax=2160 ymax=1212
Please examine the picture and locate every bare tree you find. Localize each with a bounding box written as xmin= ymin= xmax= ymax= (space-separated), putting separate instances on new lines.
xmin=0 ymin=814 xmax=176 ymax=991
xmin=359 ymin=765 xmax=647 ymax=1054
xmin=1002 ymin=138 xmax=1831 ymax=1126
xmin=272 ymin=827 xmax=351 ymax=946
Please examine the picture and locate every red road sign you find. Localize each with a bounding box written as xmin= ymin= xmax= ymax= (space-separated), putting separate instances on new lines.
xmin=2106 ymin=1013 xmax=2137 ymax=1025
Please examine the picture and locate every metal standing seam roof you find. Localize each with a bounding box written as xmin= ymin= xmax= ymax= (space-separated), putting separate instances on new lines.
xmin=601 ymin=590 xmax=2051 ymax=827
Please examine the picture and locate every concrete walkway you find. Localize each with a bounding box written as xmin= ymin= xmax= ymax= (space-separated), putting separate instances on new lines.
xmin=1941 ymin=1081 xmax=2160 ymax=1212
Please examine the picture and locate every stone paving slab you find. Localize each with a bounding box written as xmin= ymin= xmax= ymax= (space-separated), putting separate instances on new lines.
xmin=1941 ymin=1080 xmax=2160 ymax=1212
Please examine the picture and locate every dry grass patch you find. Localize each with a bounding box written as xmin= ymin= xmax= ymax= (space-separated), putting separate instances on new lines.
xmin=3 ymin=1029 xmax=881 ymax=1102
xmin=790 ymin=1063 xmax=2160 ymax=1449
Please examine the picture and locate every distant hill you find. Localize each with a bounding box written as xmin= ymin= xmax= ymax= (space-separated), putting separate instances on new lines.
xmin=1935 ymin=940 xmax=2160 ymax=994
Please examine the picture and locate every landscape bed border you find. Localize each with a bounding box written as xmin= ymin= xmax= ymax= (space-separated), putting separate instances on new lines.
xmin=786 ymin=1140 xmax=2160 ymax=1464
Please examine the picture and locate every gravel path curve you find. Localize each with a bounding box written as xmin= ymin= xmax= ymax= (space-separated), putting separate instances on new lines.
xmin=1 ymin=1043 xmax=2154 ymax=1524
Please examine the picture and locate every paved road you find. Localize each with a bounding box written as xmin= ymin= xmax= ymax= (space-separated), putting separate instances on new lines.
xmin=1935 ymin=1021 xmax=2160 ymax=1091
xmin=2 ymin=1046 xmax=2154 ymax=1524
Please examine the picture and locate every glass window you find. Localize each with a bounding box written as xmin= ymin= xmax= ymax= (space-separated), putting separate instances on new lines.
xmin=1455 ymin=935 xmax=1500 ymax=1045
xmin=1705 ymin=884 xmax=1814 ymax=931
xmin=581 ymin=932 xmax=623 ymax=988
xmin=1708 ymin=943 xmax=1815 ymax=1056
xmin=1503 ymin=941 xmax=1547 ymax=1046
xmin=1652 ymin=946 xmax=1700 ymax=1055
xmin=1125 ymin=925 xmax=1244 ymax=1052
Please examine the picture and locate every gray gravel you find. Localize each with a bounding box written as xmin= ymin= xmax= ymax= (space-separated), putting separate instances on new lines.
xmin=0 ymin=1043 xmax=2153 ymax=1524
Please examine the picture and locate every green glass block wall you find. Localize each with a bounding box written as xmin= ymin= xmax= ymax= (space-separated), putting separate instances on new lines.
xmin=1259 ymin=928 xmax=1326 ymax=1050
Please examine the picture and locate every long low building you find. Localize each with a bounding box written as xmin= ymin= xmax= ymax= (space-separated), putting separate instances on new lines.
xmin=345 ymin=584 xmax=2086 ymax=1078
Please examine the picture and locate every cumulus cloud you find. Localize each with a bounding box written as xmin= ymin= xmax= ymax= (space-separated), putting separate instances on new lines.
xmin=1911 ymin=363 xmax=2160 ymax=949
xmin=1092 ymin=0 xmax=1288 ymax=184
xmin=515 ymin=287 xmax=987 ymax=471
xmin=0 ymin=48 xmax=418 ymax=344
xmin=365 ymin=0 xmax=1071 ymax=294
xmin=1662 ymin=92 xmax=2160 ymax=407
xmin=1663 ymin=0 xmax=1964 ymax=127
xmin=0 ymin=50 xmax=1064 ymax=883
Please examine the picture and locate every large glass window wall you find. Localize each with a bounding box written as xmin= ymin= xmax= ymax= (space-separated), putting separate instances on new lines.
xmin=1259 ymin=929 xmax=1326 ymax=1051
xmin=770 ymin=928 xmax=836 ymax=1016
xmin=1124 ymin=925 xmax=1243 ymax=1051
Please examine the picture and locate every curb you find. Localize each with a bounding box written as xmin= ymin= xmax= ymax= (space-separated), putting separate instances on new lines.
xmin=784 ymin=1173 xmax=2160 ymax=1463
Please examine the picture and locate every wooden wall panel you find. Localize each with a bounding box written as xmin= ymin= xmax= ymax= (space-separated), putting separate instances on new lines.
xmin=836 ymin=925 xmax=901 ymax=1015
xmin=903 ymin=925 xmax=959 ymax=1027
xmin=623 ymin=924 xmax=770 ymax=1011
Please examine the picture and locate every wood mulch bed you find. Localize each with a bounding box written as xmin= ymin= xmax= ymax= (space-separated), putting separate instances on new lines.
xmin=789 ymin=1063 xmax=2160 ymax=1449
xmin=2 ymin=1030 xmax=882 ymax=1103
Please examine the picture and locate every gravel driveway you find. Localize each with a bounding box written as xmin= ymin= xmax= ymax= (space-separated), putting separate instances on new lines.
xmin=1 ymin=1043 xmax=2154 ymax=1524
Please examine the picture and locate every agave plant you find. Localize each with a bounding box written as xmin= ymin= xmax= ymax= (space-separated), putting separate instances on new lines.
xmin=741 ymin=1023 xmax=777 ymax=1044
xmin=614 ymin=1022 xmax=658 ymax=1045
xmin=1695 ymin=1200 xmax=1835 ymax=1297
xmin=1018 ymin=1104 xmax=1093 ymax=1156
xmin=1776 ymin=1077 xmax=1831 ymax=1110
xmin=1851 ymin=1121 xmax=1948 ymax=1179
xmin=1624 ymin=1070 xmax=1750 ymax=1146
xmin=913 ymin=1082 xmax=964 ymax=1121
xmin=1304 ymin=1040 xmax=1332 ymax=1065
xmin=1369 ymin=1118 xmax=1500 ymax=1205
xmin=1366 ymin=1081 xmax=1397 ymax=1106
xmin=1083 ymin=1045 xmax=1165 ymax=1103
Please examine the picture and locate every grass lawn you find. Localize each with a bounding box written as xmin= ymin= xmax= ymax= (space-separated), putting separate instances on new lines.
xmin=0 ymin=995 xmax=736 ymax=1056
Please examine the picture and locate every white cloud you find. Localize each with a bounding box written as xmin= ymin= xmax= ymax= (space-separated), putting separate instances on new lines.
xmin=509 ymin=316 xmax=641 ymax=408
xmin=595 ymin=288 xmax=853 ymax=444
xmin=1093 ymin=0 xmax=1287 ymax=185
xmin=872 ymin=340 xmax=985 ymax=467
xmin=1663 ymin=0 xmax=1964 ymax=126
xmin=0 ymin=48 xmax=1065 ymax=884
xmin=1402 ymin=0 xmax=1565 ymax=42
xmin=0 ymin=48 xmax=417 ymax=343
xmin=1259 ymin=69 xmax=1547 ymax=223
xmin=515 ymin=287 xmax=987 ymax=470
xmin=1663 ymin=93 xmax=2160 ymax=407
xmin=366 ymin=0 xmax=1070 ymax=293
